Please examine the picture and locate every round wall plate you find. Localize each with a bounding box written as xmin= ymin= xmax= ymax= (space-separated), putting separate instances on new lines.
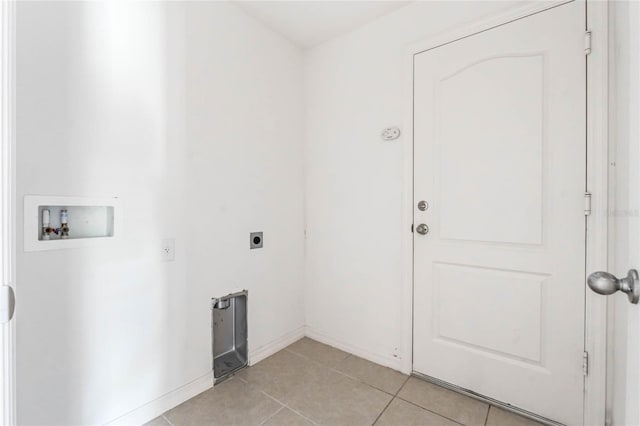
xmin=381 ymin=127 xmax=401 ymax=141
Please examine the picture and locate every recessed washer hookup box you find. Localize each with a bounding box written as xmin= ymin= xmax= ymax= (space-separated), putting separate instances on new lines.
xmin=211 ymin=290 xmax=248 ymax=384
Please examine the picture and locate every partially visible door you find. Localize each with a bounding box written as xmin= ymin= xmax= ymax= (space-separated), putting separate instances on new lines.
xmin=1 ymin=0 xmax=16 ymax=424
xmin=608 ymin=1 xmax=640 ymax=425
xmin=412 ymin=3 xmax=586 ymax=424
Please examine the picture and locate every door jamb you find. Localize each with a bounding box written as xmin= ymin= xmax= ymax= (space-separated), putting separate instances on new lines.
xmin=584 ymin=1 xmax=608 ymax=425
xmin=1 ymin=0 xmax=16 ymax=424
xmin=400 ymin=1 xmax=608 ymax=425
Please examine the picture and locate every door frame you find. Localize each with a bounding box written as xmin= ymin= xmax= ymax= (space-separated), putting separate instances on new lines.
xmin=1 ymin=0 xmax=16 ymax=424
xmin=400 ymin=1 xmax=608 ymax=425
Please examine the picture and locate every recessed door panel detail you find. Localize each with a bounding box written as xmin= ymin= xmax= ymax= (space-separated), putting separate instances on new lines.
xmin=433 ymin=262 xmax=545 ymax=363
xmin=438 ymin=55 xmax=544 ymax=245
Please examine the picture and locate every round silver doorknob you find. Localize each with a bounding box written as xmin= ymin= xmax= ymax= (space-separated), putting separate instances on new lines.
xmin=587 ymin=271 xmax=620 ymax=295
xmin=587 ymin=269 xmax=639 ymax=304
xmin=416 ymin=224 xmax=429 ymax=235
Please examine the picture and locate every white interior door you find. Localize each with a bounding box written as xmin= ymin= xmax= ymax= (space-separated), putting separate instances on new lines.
xmin=608 ymin=1 xmax=640 ymax=424
xmin=412 ymin=3 xmax=586 ymax=424
xmin=1 ymin=0 xmax=16 ymax=424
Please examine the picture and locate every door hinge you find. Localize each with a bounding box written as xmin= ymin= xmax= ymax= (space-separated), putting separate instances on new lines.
xmin=584 ymin=192 xmax=592 ymax=216
xmin=585 ymin=31 xmax=592 ymax=55
xmin=583 ymin=351 xmax=589 ymax=376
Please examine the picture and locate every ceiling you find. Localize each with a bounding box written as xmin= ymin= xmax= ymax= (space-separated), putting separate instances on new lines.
xmin=233 ymin=1 xmax=412 ymax=48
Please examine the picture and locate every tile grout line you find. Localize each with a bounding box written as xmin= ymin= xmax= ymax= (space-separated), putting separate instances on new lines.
xmin=396 ymin=392 xmax=466 ymax=426
xmin=327 ymin=357 xmax=405 ymax=397
xmin=224 ymin=372 xmax=319 ymax=426
xmin=256 ymin=387 xmax=320 ymax=425
xmin=397 ymin=376 xmax=411 ymax=395
xmin=286 ymin=342 xmax=451 ymax=425
xmin=286 ymin=347 xmax=407 ymax=399
xmin=159 ymin=342 xmax=489 ymax=426
xmin=211 ymin=375 xmax=294 ymax=426
xmin=257 ymin=405 xmax=285 ymax=426
xmin=372 ymin=374 xmax=411 ymax=425
xmin=161 ymin=413 xmax=175 ymax=426
xmin=328 ymin=368 xmax=400 ymax=397
xmin=155 ymin=377 xmax=241 ymax=426
xmin=484 ymin=405 xmax=492 ymax=426
xmin=292 ymin=340 xmax=509 ymax=426
xmin=258 ymin=343 xmax=493 ymax=426
xmin=395 ymin=375 xmax=479 ymax=426
xmin=284 ymin=347 xmax=349 ymax=369
xmin=393 ymin=394 xmax=466 ymax=426
xmin=160 ymin=341 xmax=537 ymax=426
xmin=254 ymin=345 xmax=403 ymax=425
xmin=242 ymin=346 xmax=329 ymax=425
xmin=371 ymin=397 xmax=394 ymax=425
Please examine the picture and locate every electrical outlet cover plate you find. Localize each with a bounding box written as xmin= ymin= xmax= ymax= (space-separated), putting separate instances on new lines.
xmin=250 ymin=232 xmax=263 ymax=249
xmin=161 ymin=238 xmax=175 ymax=262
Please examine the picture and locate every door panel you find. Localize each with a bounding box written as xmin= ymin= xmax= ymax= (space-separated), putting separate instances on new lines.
xmin=413 ymin=3 xmax=586 ymax=425
xmin=438 ymin=54 xmax=544 ymax=245
xmin=434 ymin=263 xmax=545 ymax=363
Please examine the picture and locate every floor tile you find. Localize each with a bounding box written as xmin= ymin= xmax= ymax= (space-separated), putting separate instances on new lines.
xmin=398 ymin=377 xmax=488 ymax=426
xmin=143 ymin=416 xmax=170 ymax=426
xmin=335 ymin=355 xmax=408 ymax=394
xmin=238 ymin=349 xmax=329 ymax=402
xmin=286 ymin=337 xmax=349 ymax=367
xmin=263 ymin=407 xmax=315 ymax=426
xmin=486 ymin=406 xmax=544 ymax=426
xmin=286 ymin=368 xmax=392 ymax=425
xmin=155 ymin=347 xmax=542 ymax=426
xmin=165 ymin=378 xmax=281 ymax=426
xmin=376 ymin=398 xmax=458 ymax=426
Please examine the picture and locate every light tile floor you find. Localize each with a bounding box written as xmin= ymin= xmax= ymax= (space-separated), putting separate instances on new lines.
xmin=147 ymin=338 xmax=543 ymax=426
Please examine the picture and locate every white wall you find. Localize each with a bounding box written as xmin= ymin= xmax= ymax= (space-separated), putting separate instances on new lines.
xmin=17 ymin=0 xmax=639 ymax=424
xmin=16 ymin=2 xmax=304 ymax=425
xmin=303 ymin=1 xmax=530 ymax=371
xmin=607 ymin=1 xmax=640 ymax=425
xmin=183 ymin=0 xmax=306 ymax=366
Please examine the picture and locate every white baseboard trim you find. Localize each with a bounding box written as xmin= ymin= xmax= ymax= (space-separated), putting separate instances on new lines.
xmin=103 ymin=326 xmax=306 ymax=426
xmin=249 ymin=326 xmax=305 ymax=366
xmin=104 ymin=372 xmax=213 ymax=426
xmin=304 ymin=327 xmax=404 ymax=372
